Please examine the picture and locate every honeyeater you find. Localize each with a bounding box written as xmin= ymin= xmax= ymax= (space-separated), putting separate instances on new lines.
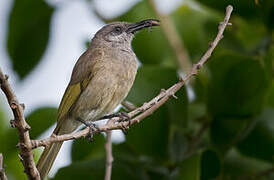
xmin=36 ymin=19 xmax=160 ymax=179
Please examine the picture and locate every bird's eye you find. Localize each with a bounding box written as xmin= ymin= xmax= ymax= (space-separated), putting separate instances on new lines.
xmin=114 ymin=26 xmax=122 ymax=33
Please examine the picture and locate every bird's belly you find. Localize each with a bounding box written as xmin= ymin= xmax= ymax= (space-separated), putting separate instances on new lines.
xmin=71 ymin=63 xmax=137 ymax=122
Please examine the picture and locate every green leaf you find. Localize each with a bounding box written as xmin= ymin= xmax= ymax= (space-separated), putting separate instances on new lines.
xmin=267 ymin=80 xmax=274 ymax=108
xmin=196 ymin=0 xmax=274 ymax=29
xmin=125 ymin=65 xmax=188 ymax=160
xmin=53 ymin=159 xmax=105 ymax=180
xmin=207 ymin=51 xmax=268 ymax=117
xmin=127 ymin=66 xmax=178 ymax=104
xmin=169 ymin=130 xmax=188 ymax=163
xmin=210 ymin=117 xmax=252 ymax=152
xmin=7 ymin=0 xmax=54 ymax=79
xmin=26 ymin=107 xmax=57 ymax=138
xmin=201 ymin=149 xmax=221 ymax=180
xmin=171 ymin=152 xmax=201 ymax=180
xmin=171 ymin=5 xmax=212 ymax=61
xmin=53 ymin=157 xmax=148 ymax=180
xmin=125 ymin=107 xmax=169 ymax=160
xmin=223 ymin=149 xmax=273 ymax=179
xmin=127 ymin=65 xmax=188 ymax=127
xmin=71 ymin=133 xmax=105 ymax=162
xmin=237 ymin=108 xmax=274 ymax=163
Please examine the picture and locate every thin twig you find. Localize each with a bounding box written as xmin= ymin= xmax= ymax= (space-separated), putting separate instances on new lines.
xmin=186 ymin=122 xmax=209 ymax=154
xmin=148 ymin=0 xmax=192 ymax=72
xmin=104 ymin=131 xmax=113 ymax=180
xmin=121 ymin=101 xmax=137 ymax=111
xmin=0 ymin=153 xmax=8 ymax=180
xmin=0 ymin=69 xmax=40 ymax=180
xmin=31 ymin=5 xmax=233 ymax=149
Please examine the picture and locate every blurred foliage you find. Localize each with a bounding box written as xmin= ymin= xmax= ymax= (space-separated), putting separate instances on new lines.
xmin=0 ymin=0 xmax=274 ymax=179
xmin=7 ymin=0 xmax=54 ymax=79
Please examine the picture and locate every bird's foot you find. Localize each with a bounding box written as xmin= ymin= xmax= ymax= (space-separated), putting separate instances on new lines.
xmin=115 ymin=112 xmax=131 ymax=134
xmin=99 ymin=112 xmax=131 ymax=134
xmin=77 ymin=118 xmax=98 ymax=141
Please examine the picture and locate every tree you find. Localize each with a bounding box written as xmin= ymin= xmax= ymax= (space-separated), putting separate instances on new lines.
xmin=0 ymin=0 xmax=273 ymax=179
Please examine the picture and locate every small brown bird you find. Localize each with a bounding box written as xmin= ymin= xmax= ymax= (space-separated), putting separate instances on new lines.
xmin=36 ymin=19 xmax=160 ymax=179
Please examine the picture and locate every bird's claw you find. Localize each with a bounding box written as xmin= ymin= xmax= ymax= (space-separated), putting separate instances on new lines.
xmin=77 ymin=118 xmax=98 ymax=141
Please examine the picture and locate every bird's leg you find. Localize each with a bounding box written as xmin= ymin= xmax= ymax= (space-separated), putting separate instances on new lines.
xmin=76 ymin=118 xmax=98 ymax=141
xmin=99 ymin=112 xmax=131 ymax=133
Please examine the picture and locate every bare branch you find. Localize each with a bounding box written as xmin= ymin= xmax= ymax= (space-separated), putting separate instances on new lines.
xmin=0 ymin=153 xmax=8 ymax=180
xmin=104 ymin=131 xmax=113 ymax=180
xmin=31 ymin=5 xmax=233 ymax=149
xmin=0 ymin=69 xmax=40 ymax=180
xmin=148 ymin=0 xmax=192 ymax=72
xmin=121 ymin=101 xmax=137 ymax=111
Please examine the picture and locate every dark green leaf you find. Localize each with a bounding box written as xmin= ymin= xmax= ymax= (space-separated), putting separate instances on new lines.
xmin=196 ymin=0 xmax=274 ymax=29
xmin=169 ymin=130 xmax=188 ymax=163
xmin=201 ymin=149 xmax=221 ymax=180
xmin=127 ymin=66 xmax=178 ymax=104
xmin=207 ymin=51 xmax=268 ymax=117
xmin=210 ymin=117 xmax=252 ymax=152
xmin=127 ymin=65 xmax=188 ymax=127
xmin=125 ymin=107 xmax=169 ymax=160
xmin=71 ymin=133 xmax=105 ymax=162
xmin=223 ymin=149 xmax=273 ymax=179
xmin=7 ymin=0 xmax=54 ymax=78
xmin=125 ymin=66 xmax=188 ymax=160
xmin=53 ymin=158 xmax=148 ymax=180
xmin=171 ymin=5 xmax=212 ymax=61
xmin=237 ymin=108 xmax=274 ymax=163
xmin=26 ymin=107 xmax=57 ymax=138
xmin=171 ymin=152 xmax=201 ymax=180
xmin=267 ymin=81 xmax=274 ymax=108
xmin=53 ymin=159 xmax=105 ymax=180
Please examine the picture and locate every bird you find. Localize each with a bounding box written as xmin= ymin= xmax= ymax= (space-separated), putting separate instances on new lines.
xmin=36 ymin=19 xmax=160 ymax=179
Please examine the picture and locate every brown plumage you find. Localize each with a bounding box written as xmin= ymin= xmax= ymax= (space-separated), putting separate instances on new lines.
xmin=36 ymin=19 xmax=160 ymax=179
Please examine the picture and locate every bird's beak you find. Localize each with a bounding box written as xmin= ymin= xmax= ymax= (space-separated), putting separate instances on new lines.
xmin=126 ymin=19 xmax=160 ymax=34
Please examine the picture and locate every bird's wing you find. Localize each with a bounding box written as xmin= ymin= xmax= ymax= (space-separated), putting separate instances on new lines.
xmin=57 ymin=48 xmax=104 ymax=122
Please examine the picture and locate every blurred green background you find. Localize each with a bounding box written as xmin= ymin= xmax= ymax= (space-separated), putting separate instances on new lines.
xmin=0 ymin=0 xmax=273 ymax=179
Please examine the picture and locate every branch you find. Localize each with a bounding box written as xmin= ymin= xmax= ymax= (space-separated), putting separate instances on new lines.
xmin=121 ymin=101 xmax=137 ymax=111
xmin=186 ymin=122 xmax=209 ymax=154
xmin=148 ymin=0 xmax=192 ymax=72
xmin=0 ymin=69 xmax=40 ymax=180
xmin=31 ymin=5 xmax=233 ymax=149
xmin=104 ymin=131 xmax=113 ymax=180
xmin=0 ymin=153 xmax=8 ymax=180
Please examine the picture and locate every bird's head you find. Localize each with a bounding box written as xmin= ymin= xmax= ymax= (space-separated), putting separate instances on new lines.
xmin=92 ymin=19 xmax=160 ymax=48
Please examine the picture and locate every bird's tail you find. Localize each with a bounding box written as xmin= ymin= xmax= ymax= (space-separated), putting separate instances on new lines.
xmin=36 ymin=118 xmax=79 ymax=179
xmin=36 ymin=140 xmax=63 ymax=179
